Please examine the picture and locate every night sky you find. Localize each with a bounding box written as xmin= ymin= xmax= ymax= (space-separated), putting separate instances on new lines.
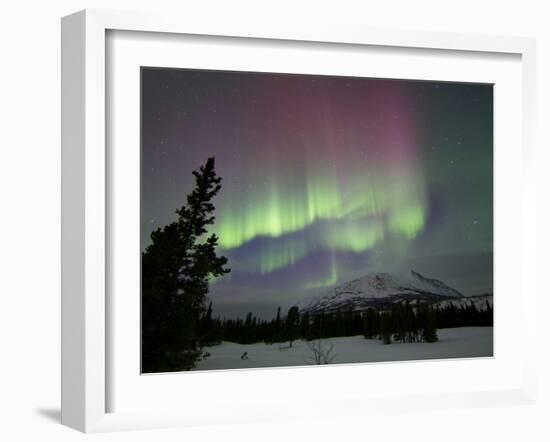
xmin=141 ymin=68 xmax=493 ymax=319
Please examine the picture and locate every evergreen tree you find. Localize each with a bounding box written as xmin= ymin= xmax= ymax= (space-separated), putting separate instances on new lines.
xmin=141 ymin=158 xmax=230 ymax=373
xmin=201 ymin=301 xmax=217 ymax=345
xmin=285 ymin=306 xmax=300 ymax=347
xmin=300 ymin=311 xmax=311 ymax=341
xmin=380 ymin=313 xmax=392 ymax=345
xmin=421 ymin=304 xmax=438 ymax=343
xmin=363 ymin=308 xmax=380 ymax=339
xmin=274 ymin=306 xmax=281 ymax=342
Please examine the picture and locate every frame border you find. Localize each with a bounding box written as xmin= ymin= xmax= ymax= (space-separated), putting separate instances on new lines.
xmin=61 ymin=9 xmax=537 ymax=432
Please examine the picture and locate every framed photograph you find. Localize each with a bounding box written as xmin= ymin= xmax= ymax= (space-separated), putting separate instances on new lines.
xmin=61 ymin=9 xmax=537 ymax=432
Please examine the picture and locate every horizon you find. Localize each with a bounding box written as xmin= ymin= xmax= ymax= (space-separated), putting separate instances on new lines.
xmin=207 ymin=254 xmax=493 ymax=320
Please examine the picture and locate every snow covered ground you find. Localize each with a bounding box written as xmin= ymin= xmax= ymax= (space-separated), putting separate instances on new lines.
xmin=192 ymin=326 xmax=493 ymax=371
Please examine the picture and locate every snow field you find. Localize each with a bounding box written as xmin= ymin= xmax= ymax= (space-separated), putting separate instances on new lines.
xmin=193 ymin=326 xmax=493 ymax=371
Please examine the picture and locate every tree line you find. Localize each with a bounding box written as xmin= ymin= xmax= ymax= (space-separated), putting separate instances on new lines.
xmin=202 ymin=298 xmax=493 ymax=347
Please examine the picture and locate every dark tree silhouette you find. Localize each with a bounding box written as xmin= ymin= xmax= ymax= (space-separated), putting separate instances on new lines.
xmin=380 ymin=312 xmax=393 ymax=345
xmin=141 ymin=157 xmax=230 ymax=373
xmin=274 ymin=306 xmax=281 ymax=342
xmin=211 ymin=298 xmax=491 ymax=348
xmin=418 ymin=303 xmax=438 ymax=343
xmin=285 ymin=306 xmax=300 ymax=348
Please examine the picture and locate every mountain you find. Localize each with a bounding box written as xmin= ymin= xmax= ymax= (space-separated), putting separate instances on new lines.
xmin=298 ymin=270 xmax=463 ymax=315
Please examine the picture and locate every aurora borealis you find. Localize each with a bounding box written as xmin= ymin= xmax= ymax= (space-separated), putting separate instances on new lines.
xmin=142 ymin=68 xmax=493 ymax=318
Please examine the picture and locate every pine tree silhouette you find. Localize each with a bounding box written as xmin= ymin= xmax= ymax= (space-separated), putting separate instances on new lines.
xmin=142 ymin=158 xmax=230 ymax=373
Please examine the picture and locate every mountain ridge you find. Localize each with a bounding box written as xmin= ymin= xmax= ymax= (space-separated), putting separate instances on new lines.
xmin=298 ymin=270 xmax=464 ymax=314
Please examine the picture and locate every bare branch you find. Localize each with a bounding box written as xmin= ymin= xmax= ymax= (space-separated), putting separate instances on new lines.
xmin=305 ymin=339 xmax=337 ymax=365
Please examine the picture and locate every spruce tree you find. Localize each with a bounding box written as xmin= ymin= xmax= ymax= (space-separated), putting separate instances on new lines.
xmin=201 ymin=301 xmax=214 ymax=345
xmin=421 ymin=304 xmax=438 ymax=343
xmin=380 ymin=313 xmax=392 ymax=345
xmin=274 ymin=306 xmax=281 ymax=342
xmin=300 ymin=311 xmax=311 ymax=341
xmin=285 ymin=306 xmax=300 ymax=348
xmin=141 ymin=157 xmax=230 ymax=373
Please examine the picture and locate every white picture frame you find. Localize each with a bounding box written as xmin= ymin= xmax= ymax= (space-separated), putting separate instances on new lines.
xmin=61 ymin=9 xmax=537 ymax=433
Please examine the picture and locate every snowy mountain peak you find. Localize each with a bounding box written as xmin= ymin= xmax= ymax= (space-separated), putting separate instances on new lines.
xmin=407 ymin=270 xmax=463 ymax=298
xmin=299 ymin=270 xmax=463 ymax=314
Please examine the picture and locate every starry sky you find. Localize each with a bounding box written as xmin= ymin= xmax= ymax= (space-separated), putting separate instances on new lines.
xmin=141 ymin=67 xmax=493 ymax=319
